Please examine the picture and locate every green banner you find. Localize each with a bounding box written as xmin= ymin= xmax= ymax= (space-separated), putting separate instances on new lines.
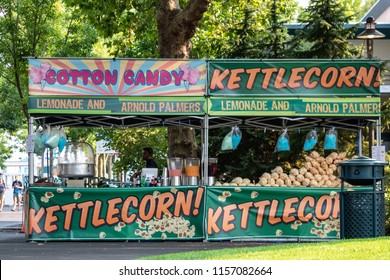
xmin=208 ymin=97 xmax=380 ymax=117
xmin=208 ymin=60 xmax=380 ymax=96
xmin=27 ymin=186 xmax=205 ymax=241
xmin=28 ymin=96 xmax=206 ymax=115
xmin=206 ymin=187 xmax=340 ymax=240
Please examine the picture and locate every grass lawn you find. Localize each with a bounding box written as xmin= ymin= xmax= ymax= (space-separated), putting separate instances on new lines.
xmin=143 ymin=237 xmax=390 ymax=260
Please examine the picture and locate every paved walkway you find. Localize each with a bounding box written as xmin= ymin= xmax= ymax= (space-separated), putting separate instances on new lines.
xmin=0 ymin=236 xmax=267 ymax=260
xmin=0 ymin=205 xmax=23 ymax=229
xmin=0 ymin=204 xmax=268 ymax=260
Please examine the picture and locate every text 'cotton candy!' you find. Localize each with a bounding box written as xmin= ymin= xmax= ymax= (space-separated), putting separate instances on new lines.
xmin=45 ymin=69 xmax=187 ymax=87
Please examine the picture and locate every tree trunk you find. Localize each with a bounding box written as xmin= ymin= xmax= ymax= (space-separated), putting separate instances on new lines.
xmin=168 ymin=127 xmax=200 ymax=158
xmin=157 ymin=0 xmax=210 ymax=158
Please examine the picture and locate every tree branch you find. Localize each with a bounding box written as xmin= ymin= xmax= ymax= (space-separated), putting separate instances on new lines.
xmin=172 ymin=0 xmax=210 ymax=41
xmin=0 ymin=72 xmax=17 ymax=87
xmin=157 ymin=0 xmax=210 ymax=58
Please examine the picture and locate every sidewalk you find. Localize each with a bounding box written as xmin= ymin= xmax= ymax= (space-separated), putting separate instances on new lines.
xmin=0 ymin=205 xmax=23 ymax=230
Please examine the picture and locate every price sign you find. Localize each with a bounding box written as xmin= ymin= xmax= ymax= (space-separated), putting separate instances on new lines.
xmin=371 ymin=146 xmax=386 ymax=162
xmin=26 ymin=135 xmax=34 ymax=153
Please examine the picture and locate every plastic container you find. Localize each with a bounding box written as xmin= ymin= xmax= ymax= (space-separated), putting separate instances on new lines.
xmin=168 ymin=157 xmax=183 ymax=177
xmin=208 ymin=158 xmax=218 ymax=176
xmin=184 ymin=158 xmax=200 ymax=177
xmin=58 ymin=142 xmax=95 ymax=178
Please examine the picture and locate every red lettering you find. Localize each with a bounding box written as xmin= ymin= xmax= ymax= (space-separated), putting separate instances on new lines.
xmin=160 ymin=70 xmax=171 ymax=86
xmin=105 ymin=70 xmax=117 ymax=85
xmin=91 ymin=70 xmax=104 ymax=85
xmin=45 ymin=69 xmax=56 ymax=84
xmin=172 ymin=71 xmax=184 ymax=86
xmin=135 ymin=71 xmax=146 ymax=85
xmin=124 ymin=70 xmax=134 ymax=85
xmin=57 ymin=69 xmax=69 ymax=85
xmin=146 ymin=70 xmax=159 ymax=86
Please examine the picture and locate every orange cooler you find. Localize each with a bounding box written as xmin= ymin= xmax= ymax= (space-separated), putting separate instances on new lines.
xmin=184 ymin=158 xmax=200 ymax=185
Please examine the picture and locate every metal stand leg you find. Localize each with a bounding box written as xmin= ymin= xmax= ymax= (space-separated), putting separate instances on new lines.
xmin=340 ymin=180 xmax=345 ymax=239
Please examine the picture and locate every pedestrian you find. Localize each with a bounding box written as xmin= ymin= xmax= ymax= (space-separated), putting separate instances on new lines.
xmin=0 ymin=178 xmax=6 ymax=212
xmin=11 ymin=176 xmax=23 ymax=211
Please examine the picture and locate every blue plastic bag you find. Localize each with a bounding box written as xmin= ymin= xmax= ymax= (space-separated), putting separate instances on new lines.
xmin=221 ymin=126 xmax=242 ymax=151
xmin=303 ymin=129 xmax=318 ymax=151
xmin=221 ymin=133 xmax=233 ymax=151
xmin=275 ymin=129 xmax=290 ymax=152
xmin=58 ymin=128 xmax=67 ymax=152
xmin=232 ymin=126 xmax=242 ymax=149
xmin=41 ymin=127 xmax=50 ymax=144
xmin=45 ymin=127 xmax=60 ymax=149
xmin=34 ymin=131 xmax=45 ymax=155
xmin=324 ymin=127 xmax=337 ymax=150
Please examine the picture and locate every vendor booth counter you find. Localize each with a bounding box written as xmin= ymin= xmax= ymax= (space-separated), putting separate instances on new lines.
xmin=25 ymin=185 xmax=347 ymax=241
xmin=26 ymin=186 xmax=206 ymax=241
xmin=26 ymin=58 xmax=384 ymax=241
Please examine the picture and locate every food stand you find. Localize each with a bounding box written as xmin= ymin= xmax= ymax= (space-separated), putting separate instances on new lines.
xmin=204 ymin=59 xmax=381 ymax=240
xmin=26 ymin=58 xmax=208 ymax=241
xmin=25 ymin=58 xmax=382 ymax=241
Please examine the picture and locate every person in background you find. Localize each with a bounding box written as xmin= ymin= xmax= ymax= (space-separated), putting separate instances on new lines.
xmin=131 ymin=147 xmax=158 ymax=181
xmin=11 ymin=176 xmax=23 ymax=211
xmin=143 ymin=147 xmax=158 ymax=169
xmin=0 ymin=178 xmax=6 ymax=212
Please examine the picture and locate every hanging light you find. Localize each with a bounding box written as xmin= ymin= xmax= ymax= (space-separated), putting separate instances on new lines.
xmin=357 ymin=17 xmax=385 ymax=39
xmin=357 ymin=17 xmax=385 ymax=156
xmin=357 ymin=17 xmax=385 ymax=59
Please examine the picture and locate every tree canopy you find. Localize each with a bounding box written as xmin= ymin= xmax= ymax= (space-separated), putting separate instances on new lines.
xmin=0 ymin=0 xmax=384 ymax=174
xmin=99 ymin=127 xmax=168 ymax=174
xmin=0 ymin=0 xmax=101 ymax=124
xmin=0 ymin=0 xmax=101 ymax=167
xmin=291 ymin=0 xmax=359 ymax=58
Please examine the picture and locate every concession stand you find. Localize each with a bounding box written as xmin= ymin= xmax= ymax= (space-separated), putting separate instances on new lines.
xmin=204 ymin=59 xmax=383 ymax=241
xmin=25 ymin=58 xmax=383 ymax=241
xmin=26 ymin=58 xmax=208 ymax=241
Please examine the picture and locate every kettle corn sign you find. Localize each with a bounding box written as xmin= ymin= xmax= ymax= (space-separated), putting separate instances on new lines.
xmin=208 ymin=60 xmax=380 ymax=96
xmin=27 ymin=187 xmax=205 ymax=240
xmin=206 ymin=187 xmax=340 ymax=240
xmin=28 ymin=186 xmax=344 ymax=240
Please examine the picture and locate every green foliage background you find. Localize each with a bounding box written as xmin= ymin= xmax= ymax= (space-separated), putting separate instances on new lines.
xmin=208 ymin=127 xmax=360 ymax=183
xmin=98 ymin=127 xmax=168 ymax=174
